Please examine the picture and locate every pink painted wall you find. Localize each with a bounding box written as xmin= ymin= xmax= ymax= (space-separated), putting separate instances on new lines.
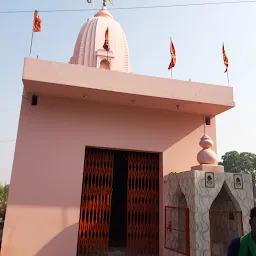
xmin=2 ymin=94 xmax=216 ymax=256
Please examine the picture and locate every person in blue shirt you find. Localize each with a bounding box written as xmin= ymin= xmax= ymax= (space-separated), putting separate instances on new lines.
xmin=227 ymin=207 xmax=256 ymax=256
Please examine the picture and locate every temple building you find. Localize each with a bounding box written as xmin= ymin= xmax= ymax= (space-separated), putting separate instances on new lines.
xmin=1 ymin=1 xmax=253 ymax=256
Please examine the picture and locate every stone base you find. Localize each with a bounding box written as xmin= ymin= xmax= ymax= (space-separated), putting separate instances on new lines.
xmin=164 ymin=170 xmax=254 ymax=256
xmin=191 ymin=164 xmax=224 ymax=172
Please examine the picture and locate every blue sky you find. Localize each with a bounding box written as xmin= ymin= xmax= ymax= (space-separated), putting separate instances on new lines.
xmin=1 ymin=0 xmax=256 ymax=183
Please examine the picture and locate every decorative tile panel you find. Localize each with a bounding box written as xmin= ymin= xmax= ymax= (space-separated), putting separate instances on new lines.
xmin=163 ymin=170 xmax=254 ymax=256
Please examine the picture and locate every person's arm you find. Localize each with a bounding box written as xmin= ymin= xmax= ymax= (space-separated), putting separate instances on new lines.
xmin=227 ymin=237 xmax=240 ymax=256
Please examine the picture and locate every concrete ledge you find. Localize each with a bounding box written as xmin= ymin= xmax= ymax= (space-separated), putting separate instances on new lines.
xmin=22 ymin=58 xmax=235 ymax=115
xmin=191 ymin=164 xmax=224 ymax=172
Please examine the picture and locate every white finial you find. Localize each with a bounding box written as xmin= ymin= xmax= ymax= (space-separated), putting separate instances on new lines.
xmin=197 ymin=135 xmax=217 ymax=164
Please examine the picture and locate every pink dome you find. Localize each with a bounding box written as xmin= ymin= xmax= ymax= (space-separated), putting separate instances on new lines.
xmin=70 ymin=7 xmax=131 ymax=73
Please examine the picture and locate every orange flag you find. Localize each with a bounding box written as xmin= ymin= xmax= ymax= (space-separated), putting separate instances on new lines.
xmin=103 ymin=27 xmax=110 ymax=51
xmin=168 ymin=39 xmax=176 ymax=70
xmin=33 ymin=10 xmax=42 ymax=32
xmin=222 ymin=43 xmax=229 ymax=73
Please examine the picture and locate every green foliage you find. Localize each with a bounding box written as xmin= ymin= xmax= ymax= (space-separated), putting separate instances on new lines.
xmin=0 ymin=184 xmax=9 ymax=220
xmin=219 ymin=151 xmax=256 ymax=206
xmin=219 ymin=151 xmax=256 ymax=174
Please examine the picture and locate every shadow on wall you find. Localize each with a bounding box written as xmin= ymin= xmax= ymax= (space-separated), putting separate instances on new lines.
xmin=36 ymin=223 xmax=78 ymax=256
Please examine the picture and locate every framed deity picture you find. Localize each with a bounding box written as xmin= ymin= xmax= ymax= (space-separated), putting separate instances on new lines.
xmin=234 ymin=174 xmax=243 ymax=190
xmin=205 ymin=172 xmax=215 ymax=188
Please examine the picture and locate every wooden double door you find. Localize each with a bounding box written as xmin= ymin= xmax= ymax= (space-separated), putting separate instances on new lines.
xmin=77 ymin=148 xmax=159 ymax=255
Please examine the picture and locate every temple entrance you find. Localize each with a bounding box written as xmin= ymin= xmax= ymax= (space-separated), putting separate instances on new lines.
xmin=76 ymin=147 xmax=159 ymax=256
xmin=209 ymin=182 xmax=243 ymax=256
xmin=108 ymin=151 xmax=128 ymax=254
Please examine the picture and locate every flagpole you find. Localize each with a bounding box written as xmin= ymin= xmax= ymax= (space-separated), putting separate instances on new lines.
xmin=92 ymin=0 xmax=94 ymax=17
xmin=227 ymin=71 xmax=230 ymax=86
xmin=168 ymin=70 xmax=172 ymax=79
xmin=29 ymin=29 xmax=34 ymax=56
xmin=203 ymin=116 xmax=206 ymax=135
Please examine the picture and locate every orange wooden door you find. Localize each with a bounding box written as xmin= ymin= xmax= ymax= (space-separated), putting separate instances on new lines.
xmin=127 ymin=152 xmax=159 ymax=255
xmin=77 ymin=148 xmax=114 ymax=256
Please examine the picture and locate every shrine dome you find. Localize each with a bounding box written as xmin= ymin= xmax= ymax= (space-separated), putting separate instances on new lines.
xmin=69 ymin=7 xmax=131 ymax=73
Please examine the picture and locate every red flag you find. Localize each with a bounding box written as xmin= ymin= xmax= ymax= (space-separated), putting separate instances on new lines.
xmin=33 ymin=10 xmax=42 ymax=32
xmin=222 ymin=43 xmax=229 ymax=73
xmin=103 ymin=27 xmax=110 ymax=52
xmin=168 ymin=39 xmax=176 ymax=70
